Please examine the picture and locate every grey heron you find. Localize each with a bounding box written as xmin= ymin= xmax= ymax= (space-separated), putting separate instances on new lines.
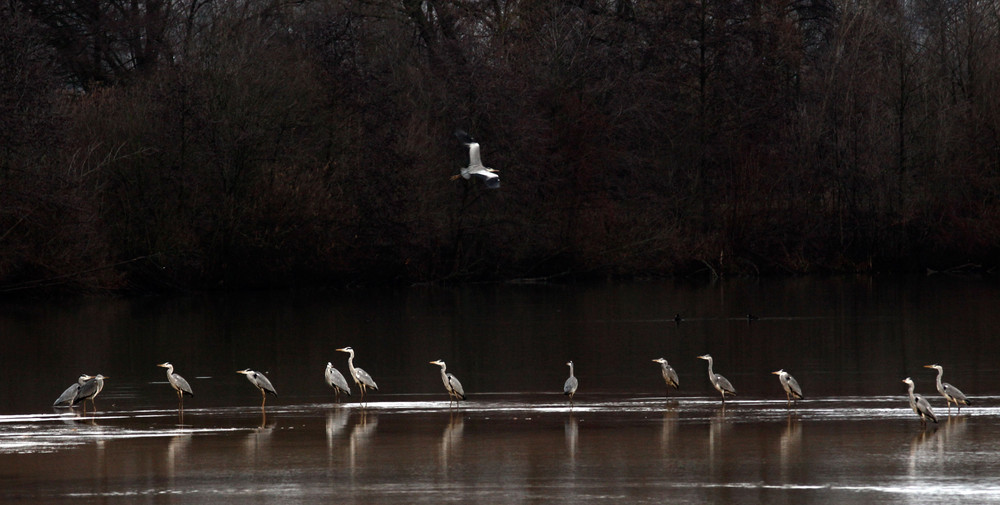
xmin=337 ymin=347 xmax=378 ymax=404
xmin=771 ymin=369 xmax=803 ymax=407
xmin=325 ymin=362 xmax=352 ymax=403
xmin=53 ymin=374 xmax=90 ymax=407
xmin=697 ymin=354 xmax=736 ymax=402
xmin=923 ymin=364 xmax=970 ymax=414
xmin=158 ymin=362 xmax=193 ymax=402
xmin=902 ymin=377 xmax=937 ymax=425
xmin=564 ymin=361 xmax=578 ymax=404
xmin=652 ymin=358 xmax=680 ymax=395
xmin=237 ymin=369 xmax=277 ymax=407
xmin=429 ymin=360 xmax=466 ymax=405
xmin=452 ymin=129 xmax=499 ymax=189
xmin=73 ymin=374 xmax=107 ymax=411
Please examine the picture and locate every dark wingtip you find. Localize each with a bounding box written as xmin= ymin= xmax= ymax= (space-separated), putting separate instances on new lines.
xmin=454 ymin=129 xmax=474 ymax=144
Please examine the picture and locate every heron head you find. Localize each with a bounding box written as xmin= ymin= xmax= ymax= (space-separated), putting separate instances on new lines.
xmin=652 ymin=358 xmax=667 ymax=364
xmin=236 ymin=369 xmax=252 ymax=375
xmin=566 ymin=361 xmax=573 ymax=367
xmin=336 ymin=347 xmax=354 ymax=355
xmin=429 ymin=360 xmax=444 ymax=366
xmin=771 ymin=369 xmax=784 ymax=375
xmin=157 ymin=362 xmax=171 ymax=368
xmin=697 ymin=354 xmax=712 ymax=361
xmin=902 ymin=377 xmax=913 ymax=385
xmin=923 ymin=364 xmax=940 ymax=370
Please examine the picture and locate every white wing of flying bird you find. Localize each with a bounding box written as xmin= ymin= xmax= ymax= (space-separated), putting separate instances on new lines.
xmin=453 ymin=129 xmax=500 ymax=189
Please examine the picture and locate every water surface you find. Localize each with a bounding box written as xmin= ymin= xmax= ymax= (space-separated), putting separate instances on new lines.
xmin=2 ymin=276 xmax=999 ymax=503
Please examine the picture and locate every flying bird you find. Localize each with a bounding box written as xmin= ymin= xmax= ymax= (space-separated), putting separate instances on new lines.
xmin=453 ymin=129 xmax=500 ymax=189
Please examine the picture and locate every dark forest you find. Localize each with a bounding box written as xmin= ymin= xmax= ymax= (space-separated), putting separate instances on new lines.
xmin=2 ymin=0 xmax=1000 ymax=294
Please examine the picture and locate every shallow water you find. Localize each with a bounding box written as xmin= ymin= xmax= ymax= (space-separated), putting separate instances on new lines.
xmin=2 ymin=276 xmax=1000 ymax=503
xmin=2 ymin=395 xmax=999 ymax=504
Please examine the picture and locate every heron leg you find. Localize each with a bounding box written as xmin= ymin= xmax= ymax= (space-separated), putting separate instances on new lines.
xmin=260 ymin=388 xmax=267 ymax=408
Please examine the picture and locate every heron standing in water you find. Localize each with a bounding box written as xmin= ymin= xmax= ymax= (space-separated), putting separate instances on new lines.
xmin=74 ymin=374 xmax=108 ymax=412
xmin=902 ymin=377 xmax=937 ymax=425
xmin=452 ymin=129 xmax=500 ymax=189
xmin=564 ymin=361 xmax=579 ymax=405
xmin=54 ymin=374 xmax=90 ymax=407
xmin=923 ymin=364 xmax=970 ymax=414
xmin=697 ymin=354 xmax=736 ymax=403
xmin=325 ymin=362 xmax=352 ymax=403
xmin=771 ymin=369 xmax=803 ymax=407
xmin=237 ymin=369 xmax=277 ymax=407
xmin=337 ymin=347 xmax=378 ymax=404
xmin=652 ymin=358 xmax=680 ymax=396
xmin=158 ymin=362 xmax=194 ymax=403
xmin=429 ymin=360 xmax=466 ymax=405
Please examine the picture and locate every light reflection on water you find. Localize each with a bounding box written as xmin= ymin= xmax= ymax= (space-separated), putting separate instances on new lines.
xmin=3 ymin=276 xmax=1000 ymax=503
xmin=2 ymin=396 xmax=1000 ymax=503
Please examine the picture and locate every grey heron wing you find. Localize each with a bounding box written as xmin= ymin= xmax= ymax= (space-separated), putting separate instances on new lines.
xmin=54 ymin=384 xmax=79 ymax=406
xmin=666 ymin=367 xmax=680 ymax=389
xmin=448 ymin=373 xmax=466 ymax=399
xmin=73 ymin=379 xmax=99 ymax=404
xmin=327 ymin=366 xmax=352 ymax=395
xmin=564 ymin=376 xmax=578 ymax=395
xmin=172 ymin=373 xmax=194 ymax=396
xmin=915 ymin=394 xmax=937 ymax=422
xmin=942 ymin=382 xmax=968 ymax=403
xmin=255 ymin=372 xmax=277 ymax=396
xmin=716 ymin=374 xmax=736 ymax=394
xmin=356 ymin=367 xmax=378 ymax=390
xmin=786 ymin=375 xmax=803 ymax=398
xmin=454 ymin=129 xmax=474 ymax=145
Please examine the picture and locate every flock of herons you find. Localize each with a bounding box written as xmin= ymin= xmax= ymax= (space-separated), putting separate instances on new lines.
xmin=52 ymin=344 xmax=970 ymax=427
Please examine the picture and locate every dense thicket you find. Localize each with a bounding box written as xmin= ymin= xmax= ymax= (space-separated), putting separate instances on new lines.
xmin=2 ymin=0 xmax=1000 ymax=293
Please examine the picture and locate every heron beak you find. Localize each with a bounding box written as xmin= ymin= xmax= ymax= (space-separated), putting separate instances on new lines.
xmin=922 ymin=364 xmax=934 ymax=369
xmin=771 ymin=371 xmax=781 ymax=375
xmin=157 ymin=363 xmax=168 ymax=368
xmin=236 ymin=370 xmax=248 ymax=375
xmin=336 ymin=348 xmax=347 ymax=352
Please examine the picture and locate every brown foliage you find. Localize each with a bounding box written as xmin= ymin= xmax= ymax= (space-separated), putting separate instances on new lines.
xmin=4 ymin=0 xmax=1000 ymax=294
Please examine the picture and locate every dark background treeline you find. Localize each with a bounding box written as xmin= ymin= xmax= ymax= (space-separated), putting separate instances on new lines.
xmin=2 ymin=0 xmax=999 ymax=294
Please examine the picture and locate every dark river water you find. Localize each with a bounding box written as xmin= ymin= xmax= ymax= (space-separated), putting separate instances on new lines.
xmin=2 ymin=276 xmax=1000 ymax=503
